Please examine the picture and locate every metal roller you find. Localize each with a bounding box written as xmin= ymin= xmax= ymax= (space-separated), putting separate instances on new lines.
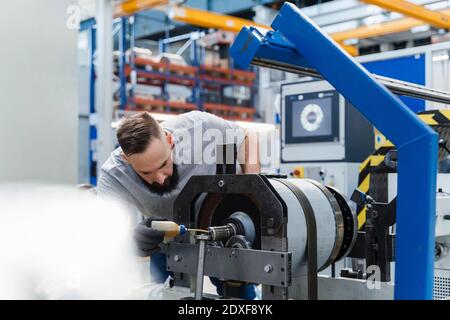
xmin=269 ymin=178 xmax=357 ymax=274
xmin=196 ymin=178 xmax=357 ymax=277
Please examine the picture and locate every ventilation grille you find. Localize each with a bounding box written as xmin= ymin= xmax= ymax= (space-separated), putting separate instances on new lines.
xmin=434 ymin=276 xmax=450 ymax=300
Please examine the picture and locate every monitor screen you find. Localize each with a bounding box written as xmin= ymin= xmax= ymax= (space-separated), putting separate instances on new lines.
xmin=291 ymin=97 xmax=332 ymax=138
xmin=284 ymin=90 xmax=339 ymax=144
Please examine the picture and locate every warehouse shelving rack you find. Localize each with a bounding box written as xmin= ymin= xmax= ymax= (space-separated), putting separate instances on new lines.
xmin=116 ymin=15 xmax=258 ymax=121
xmin=81 ymin=13 xmax=259 ymax=185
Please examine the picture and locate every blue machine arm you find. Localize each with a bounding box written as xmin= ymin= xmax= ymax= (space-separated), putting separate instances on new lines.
xmin=230 ymin=2 xmax=437 ymax=300
xmin=230 ymin=26 xmax=314 ymax=71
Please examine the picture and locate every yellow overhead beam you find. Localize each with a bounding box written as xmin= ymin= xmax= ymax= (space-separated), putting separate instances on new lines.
xmin=169 ymin=5 xmax=269 ymax=33
xmin=114 ymin=1 xmax=357 ymax=55
xmin=115 ymin=1 xmax=450 ymax=52
xmin=341 ymin=44 xmax=359 ymax=56
xmin=362 ymin=0 xmax=450 ymax=29
xmin=332 ymin=7 xmax=450 ymax=42
xmin=169 ymin=6 xmax=358 ymax=55
xmin=115 ymin=0 xmax=168 ymax=17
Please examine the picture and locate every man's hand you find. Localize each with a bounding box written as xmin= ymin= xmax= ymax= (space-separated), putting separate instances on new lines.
xmin=133 ymin=217 xmax=167 ymax=257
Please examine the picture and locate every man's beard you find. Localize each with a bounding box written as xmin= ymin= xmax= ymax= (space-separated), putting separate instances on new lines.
xmin=140 ymin=164 xmax=180 ymax=196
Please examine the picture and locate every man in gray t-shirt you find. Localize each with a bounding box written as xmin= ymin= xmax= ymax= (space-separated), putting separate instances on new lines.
xmin=97 ymin=111 xmax=260 ymax=251
xmin=98 ymin=110 xmax=259 ymax=218
xmin=97 ymin=110 xmax=260 ymax=298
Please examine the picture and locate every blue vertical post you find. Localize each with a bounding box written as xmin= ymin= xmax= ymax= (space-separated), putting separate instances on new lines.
xmin=270 ymin=3 xmax=437 ymax=299
xmin=158 ymin=38 xmax=166 ymax=54
xmin=89 ymin=26 xmax=98 ymax=186
xmin=119 ymin=16 xmax=127 ymax=110
xmin=191 ymin=37 xmax=202 ymax=111
xmin=129 ymin=15 xmax=136 ymax=108
xmin=158 ymin=39 xmax=170 ymax=113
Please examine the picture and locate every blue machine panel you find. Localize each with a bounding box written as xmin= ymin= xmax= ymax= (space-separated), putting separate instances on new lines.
xmin=362 ymin=54 xmax=426 ymax=112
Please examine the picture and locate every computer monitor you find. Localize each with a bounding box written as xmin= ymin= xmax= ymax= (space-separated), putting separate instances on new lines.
xmin=284 ymin=90 xmax=339 ymax=144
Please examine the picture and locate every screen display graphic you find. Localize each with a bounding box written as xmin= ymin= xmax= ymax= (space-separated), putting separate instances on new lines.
xmin=284 ymin=90 xmax=339 ymax=144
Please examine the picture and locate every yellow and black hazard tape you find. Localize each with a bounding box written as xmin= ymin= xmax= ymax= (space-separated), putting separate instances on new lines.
xmin=356 ymin=109 xmax=450 ymax=230
xmin=356 ymin=141 xmax=394 ymax=230
xmin=417 ymin=109 xmax=450 ymax=126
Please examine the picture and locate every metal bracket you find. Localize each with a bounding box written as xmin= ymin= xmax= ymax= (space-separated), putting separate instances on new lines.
xmin=349 ymin=189 xmax=397 ymax=282
xmin=163 ymin=243 xmax=292 ymax=288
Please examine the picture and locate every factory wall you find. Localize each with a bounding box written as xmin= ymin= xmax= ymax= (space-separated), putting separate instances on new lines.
xmin=0 ymin=0 xmax=78 ymax=184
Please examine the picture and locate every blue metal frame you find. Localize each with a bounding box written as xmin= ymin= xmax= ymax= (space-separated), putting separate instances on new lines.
xmin=157 ymin=31 xmax=203 ymax=110
xmin=88 ymin=26 xmax=98 ymax=186
xmin=119 ymin=17 xmax=128 ymax=110
xmin=230 ymin=2 xmax=437 ymax=300
xmin=158 ymin=39 xmax=170 ymax=113
xmin=129 ymin=15 xmax=136 ymax=107
xmin=80 ymin=18 xmax=96 ymax=32
xmin=190 ymin=37 xmax=203 ymax=110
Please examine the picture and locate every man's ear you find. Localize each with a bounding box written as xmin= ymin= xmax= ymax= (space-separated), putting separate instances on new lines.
xmin=166 ymin=131 xmax=174 ymax=146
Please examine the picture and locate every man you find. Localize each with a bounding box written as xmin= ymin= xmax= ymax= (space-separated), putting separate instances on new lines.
xmin=97 ymin=110 xmax=260 ymax=298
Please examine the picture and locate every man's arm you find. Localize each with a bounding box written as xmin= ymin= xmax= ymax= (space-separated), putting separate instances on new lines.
xmin=237 ymin=128 xmax=261 ymax=174
xmin=97 ymin=170 xmax=129 ymax=202
xmin=192 ymin=111 xmax=260 ymax=173
xmin=98 ymin=171 xmax=168 ymax=257
xmin=97 ymin=171 xmax=141 ymax=225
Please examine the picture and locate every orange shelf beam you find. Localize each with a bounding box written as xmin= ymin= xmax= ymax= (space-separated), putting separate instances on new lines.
xmin=133 ymin=97 xmax=198 ymax=110
xmin=203 ymin=103 xmax=256 ymax=114
xmin=134 ymin=57 xmax=197 ymax=75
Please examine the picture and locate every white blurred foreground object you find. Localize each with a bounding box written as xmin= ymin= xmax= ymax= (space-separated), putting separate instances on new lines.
xmin=0 ymin=184 xmax=144 ymax=299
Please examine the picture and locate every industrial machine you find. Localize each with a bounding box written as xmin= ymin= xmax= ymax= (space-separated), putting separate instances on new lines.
xmin=159 ymin=147 xmax=450 ymax=300
xmin=347 ymin=109 xmax=450 ymax=300
xmin=157 ymin=3 xmax=450 ymax=300
xmin=160 ymin=144 xmax=358 ymax=300
xmin=279 ymin=80 xmax=374 ymax=197
xmin=229 ymin=2 xmax=450 ymax=300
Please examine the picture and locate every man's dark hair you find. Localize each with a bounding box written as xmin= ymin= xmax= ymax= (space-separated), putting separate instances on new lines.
xmin=117 ymin=112 xmax=161 ymax=156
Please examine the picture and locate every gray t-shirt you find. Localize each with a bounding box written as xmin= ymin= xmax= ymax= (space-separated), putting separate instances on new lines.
xmin=97 ymin=111 xmax=245 ymax=221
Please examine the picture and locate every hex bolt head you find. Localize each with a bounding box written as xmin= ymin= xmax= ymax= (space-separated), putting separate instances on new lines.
xmin=264 ymin=264 xmax=273 ymax=273
xmin=266 ymin=217 xmax=275 ymax=227
xmin=174 ymin=255 xmax=182 ymax=262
